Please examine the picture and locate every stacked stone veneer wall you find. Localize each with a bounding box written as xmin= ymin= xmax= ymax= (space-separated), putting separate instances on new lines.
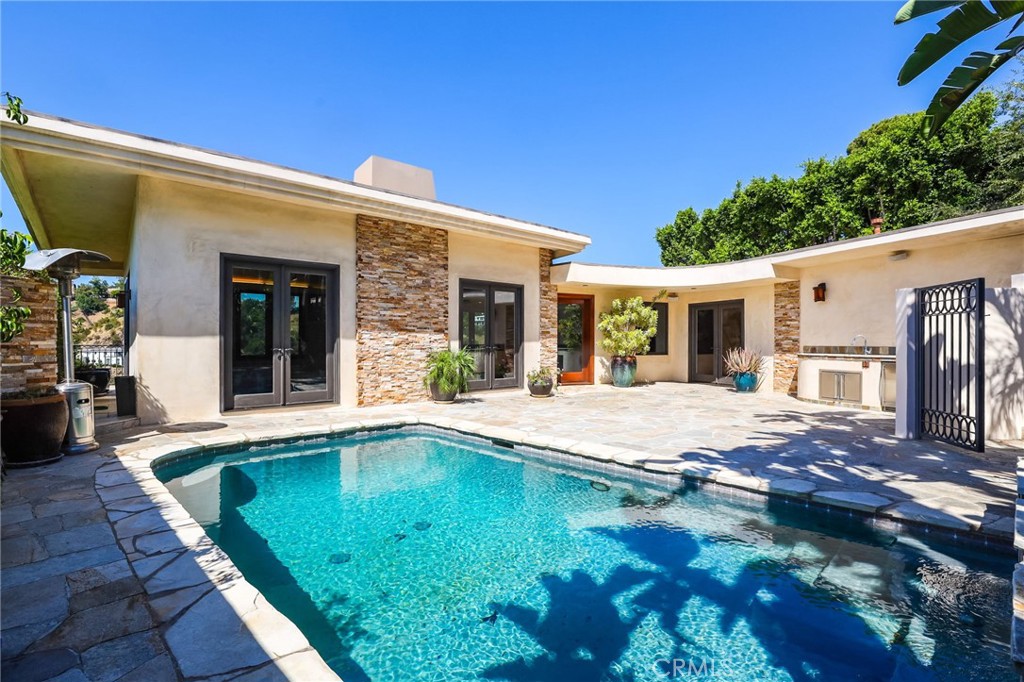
xmin=773 ymin=281 xmax=800 ymax=394
xmin=539 ymin=248 xmax=558 ymax=373
xmin=1 ymin=274 xmax=58 ymax=394
xmin=355 ymin=215 xmax=449 ymax=406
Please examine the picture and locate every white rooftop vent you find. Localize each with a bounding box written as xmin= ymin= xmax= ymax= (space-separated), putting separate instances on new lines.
xmin=353 ymin=156 xmax=435 ymax=200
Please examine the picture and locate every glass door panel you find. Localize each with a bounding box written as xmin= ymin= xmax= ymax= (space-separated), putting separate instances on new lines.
xmin=491 ymin=288 xmax=520 ymax=388
xmin=558 ymin=303 xmax=584 ymax=373
xmin=229 ymin=266 xmax=280 ymax=407
xmin=285 ymin=271 xmax=331 ymax=404
xmin=720 ymin=305 xmax=744 ymax=373
xmin=693 ymin=307 xmax=716 ymax=382
xmin=460 ymin=286 xmax=489 ymax=391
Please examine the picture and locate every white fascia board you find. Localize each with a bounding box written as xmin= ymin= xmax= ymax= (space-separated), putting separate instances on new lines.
xmin=552 ymin=259 xmax=786 ymax=288
xmin=0 ymin=114 xmax=591 ymax=256
xmin=772 ymin=206 xmax=1024 ymax=265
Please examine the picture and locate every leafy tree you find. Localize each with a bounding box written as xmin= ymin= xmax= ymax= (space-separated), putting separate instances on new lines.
xmin=656 ymin=91 xmax=1017 ymax=266
xmin=0 ymin=228 xmax=33 ymax=342
xmin=3 ymin=92 xmax=27 ymax=125
xmin=74 ymin=278 xmax=110 ymax=315
xmin=895 ymin=0 xmax=1024 ymax=135
xmin=980 ymin=58 xmax=1024 ymax=206
xmin=0 ymin=96 xmax=32 ymax=342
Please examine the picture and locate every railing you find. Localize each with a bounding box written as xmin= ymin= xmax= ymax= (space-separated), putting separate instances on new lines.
xmin=75 ymin=345 xmax=125 ymax=375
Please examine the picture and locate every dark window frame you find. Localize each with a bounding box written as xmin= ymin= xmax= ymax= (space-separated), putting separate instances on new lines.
xmin=220 ymin=254 xmax=340 ymax=412
xmin=458 ymin=279 xmax=525 ymax=390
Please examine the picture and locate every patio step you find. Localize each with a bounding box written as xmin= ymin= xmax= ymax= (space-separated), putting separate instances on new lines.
xmin=95 ymin=414 xmax=141 ymax=435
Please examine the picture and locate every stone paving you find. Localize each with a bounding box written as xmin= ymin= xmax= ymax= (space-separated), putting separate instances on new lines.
xmin=2 ymin=382 xmax=1019 ymax=681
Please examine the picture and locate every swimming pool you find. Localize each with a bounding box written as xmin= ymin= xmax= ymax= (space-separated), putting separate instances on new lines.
xmin=156 ymin=428 xmax=1016 ymax=681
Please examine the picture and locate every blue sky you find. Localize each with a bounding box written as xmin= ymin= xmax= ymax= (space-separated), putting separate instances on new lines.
xmin=1 ymin=2 xmax=1016 ymax=266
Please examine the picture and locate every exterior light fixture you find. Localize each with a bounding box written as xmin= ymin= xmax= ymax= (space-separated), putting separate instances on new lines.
xmin=888 ymin=250 xmax=909 ymax=262
xmin=812 ymin=282 xmax=827 ymax=302
xmin=666 ymin=292 xmax=679 ymax=299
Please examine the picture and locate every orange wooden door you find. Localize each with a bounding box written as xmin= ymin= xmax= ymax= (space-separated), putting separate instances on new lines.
xmin=556 ymin=294 xmax=594 ymax=384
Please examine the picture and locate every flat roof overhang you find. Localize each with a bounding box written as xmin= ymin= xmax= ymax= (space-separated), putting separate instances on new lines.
xmin=1 ymin=112 xmax=592 ymax=276
xmin=553 ymin=206 xmax=1024 ymax=290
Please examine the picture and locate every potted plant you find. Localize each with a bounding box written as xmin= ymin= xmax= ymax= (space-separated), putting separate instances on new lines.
xmin=723 ymin=347 xmax=764 ymax=393
xmin=423 ymin=348 xmax=477 ymax=403
xmin=1 ymin=224 xmax=70 ymax=467
xmin=596 ymin=293 xmax=664 ymax=388
xmin=1 ymin=388 xmax=69 ymax=467
xmin=527 ymin=367 xmax=556 ymax=398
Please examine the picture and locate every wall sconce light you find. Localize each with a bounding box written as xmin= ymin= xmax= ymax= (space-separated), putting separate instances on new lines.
xmin=666 ymin=292 xmax=679 ymax=300
xmin=812 ymin=282 xmax=827 ymax=302
xmin=888 ymin=250 xmax=909 ymax=262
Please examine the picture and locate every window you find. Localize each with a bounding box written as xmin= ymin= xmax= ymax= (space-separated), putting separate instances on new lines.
xmin=647 ymin=302 xmax=669 ymax=355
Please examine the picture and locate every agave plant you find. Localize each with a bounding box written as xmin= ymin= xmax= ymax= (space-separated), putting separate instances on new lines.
xmin=423 ymin=348 xmax=478 ymax=395
xmin=722 ymin=347 xmax=764 ymax=376
xmin=896 ymin=0 xmax=1024 ymax=135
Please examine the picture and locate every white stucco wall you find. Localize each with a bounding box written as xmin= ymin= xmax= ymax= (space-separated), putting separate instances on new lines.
xmin=555 ymin=284 xmax=774 ymax=391
xmin=128 ymin=177 xmax=358 ymax=423
xmin=799 ymin=233 xmax=1024 ymax=348
xmin=447 ymin=232 xmax=542 ymax=380
xmin=985 ymin=285 xmax=1023 ymax=441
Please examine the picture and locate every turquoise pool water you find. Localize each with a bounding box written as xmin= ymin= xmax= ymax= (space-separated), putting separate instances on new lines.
xmin=157 ymin=429 xmax=1016 ymax=681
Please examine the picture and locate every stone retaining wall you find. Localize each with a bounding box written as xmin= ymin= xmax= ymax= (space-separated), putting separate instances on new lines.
xmin=355 ymin=215 xmax=449 ymax=406
xmin=1 ymin=274 xmax=58 ymax=394
xmin=773 ymin=281 xmax=800 ymax=394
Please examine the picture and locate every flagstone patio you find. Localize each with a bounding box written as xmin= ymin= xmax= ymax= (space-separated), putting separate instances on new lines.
xmin=2 ymin=383 xmax=1020 ymax=681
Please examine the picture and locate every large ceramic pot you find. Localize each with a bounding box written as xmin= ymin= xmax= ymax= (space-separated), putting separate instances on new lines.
xmin=528 ymin=380 xmax=554 ymax=398
xmin=428 ymin=383 xmax=458 ymax=404
xmin=733 ymin=372 xmax=758 ymax=393
xmin=1 ymin=393 xmax=69 ymax=467
xmin=610 ymin=355 xmax=637 ymax=388
xmin=76 ymin=368 xmax=111 ymax=394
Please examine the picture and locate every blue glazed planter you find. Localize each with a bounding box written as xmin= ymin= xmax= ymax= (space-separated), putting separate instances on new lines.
xmin=733 ymin=372 xmax=758 ymax=392
xmin=610 ymin=356 xmax=637 ymax=388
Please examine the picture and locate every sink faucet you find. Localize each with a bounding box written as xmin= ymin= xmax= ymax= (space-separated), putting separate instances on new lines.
xmin=851 ymin=334 xmax=870 ymax=354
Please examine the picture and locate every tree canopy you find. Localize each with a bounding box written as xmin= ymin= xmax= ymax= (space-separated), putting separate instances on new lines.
xmin=656 ymin=75 xmax=1024 ymax=267
xmin=74 ymin=278 xmax=111 ymax=315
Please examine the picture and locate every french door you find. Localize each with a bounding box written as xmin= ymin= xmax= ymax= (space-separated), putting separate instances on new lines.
xmin=459 ymin=280 xmax=523 ymax=391
xmin=223 ymin=258 xmax=337 ymax=410
xmin=689 ymin=300 xmax=744 ymax=383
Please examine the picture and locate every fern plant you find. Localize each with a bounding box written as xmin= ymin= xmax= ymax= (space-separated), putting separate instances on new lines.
xmin=423 ymin=348 xmax=478 ymax=395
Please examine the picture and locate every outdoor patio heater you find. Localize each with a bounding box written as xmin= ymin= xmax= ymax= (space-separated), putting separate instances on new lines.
xmin=23 ymin=247 xmax=111 ymax=455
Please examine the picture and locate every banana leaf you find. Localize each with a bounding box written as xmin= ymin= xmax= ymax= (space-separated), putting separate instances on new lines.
xmin=894 ymin=0 xmax=966 ymax=25
xmin=898 ymin=1 xmax=1024 ymax=85
xmin=922 ymin=35 xmax=1024 ymax=135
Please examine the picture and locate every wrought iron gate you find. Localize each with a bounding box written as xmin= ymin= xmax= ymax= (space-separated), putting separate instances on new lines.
xmin=916 ymin=278 xmax=985 ymax=452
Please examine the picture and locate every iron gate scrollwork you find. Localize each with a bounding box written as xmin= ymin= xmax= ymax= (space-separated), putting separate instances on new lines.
xmin=916 ymin=278 xmax=985 ymax=452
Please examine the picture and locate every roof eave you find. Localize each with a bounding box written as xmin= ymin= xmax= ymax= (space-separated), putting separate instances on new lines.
xmin=0 ymin=114 xmax=591 ymax=258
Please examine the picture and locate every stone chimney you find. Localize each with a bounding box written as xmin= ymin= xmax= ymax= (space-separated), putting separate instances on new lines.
xmin=871 ymin=217 xmax=884 ymax=234
xmin=354 ymin=156 xmax=435 ymax=200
